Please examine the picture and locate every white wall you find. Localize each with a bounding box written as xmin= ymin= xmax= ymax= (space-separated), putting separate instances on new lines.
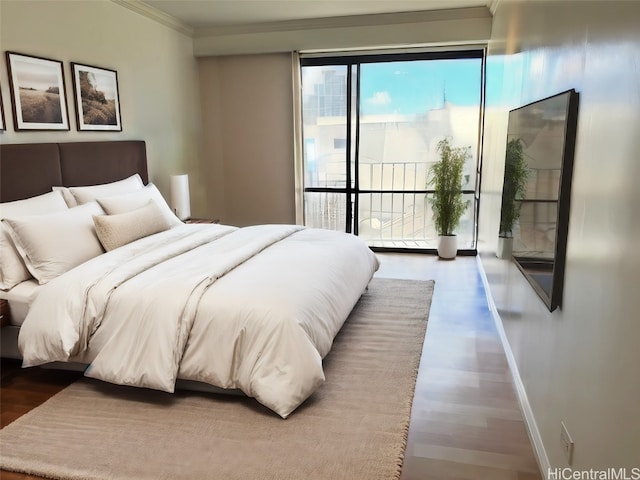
xmin=0 ymin=0 xmax=202 ymax=213
xmin=198 ymin=53 xmax=295 ymax=226
xmin=479 ymin=0 xmax=640 ymax=472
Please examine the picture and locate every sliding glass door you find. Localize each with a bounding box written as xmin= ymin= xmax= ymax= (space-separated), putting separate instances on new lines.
xmin=301 ymin=50 xmax=484 ymax=251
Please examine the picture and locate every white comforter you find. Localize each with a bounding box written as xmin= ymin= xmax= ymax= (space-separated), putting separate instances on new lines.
xmin=18 ymin=224 xmax=379 ymax=417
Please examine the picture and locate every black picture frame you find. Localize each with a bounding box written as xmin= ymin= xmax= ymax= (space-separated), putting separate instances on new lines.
xmin=71 ymin=62 xmax=122 ymax=131
xmin=504 ymin=89 xmax=579 ymax=311
xmin=5 ymin=51 xmax=70 ymax=131
xmin=0 ymin=83 xmax=5 ymax=131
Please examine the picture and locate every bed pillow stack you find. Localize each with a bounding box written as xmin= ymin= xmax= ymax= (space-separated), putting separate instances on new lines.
xmin=53 ymin=173 xmax=144 ymax=208
xmin=1 ymin=176 xmax=146 ymax=287
xmin=1 ymin=175 xmax=180 ymax=289
xmin=3 ymin=202 xmax=106 ymax=285
xmin=0 ymin=190 xmax=69 ymax=290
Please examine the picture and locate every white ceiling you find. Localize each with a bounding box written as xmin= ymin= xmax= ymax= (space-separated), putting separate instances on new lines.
xmin=140 ymin=0 xmax=491 ymax=29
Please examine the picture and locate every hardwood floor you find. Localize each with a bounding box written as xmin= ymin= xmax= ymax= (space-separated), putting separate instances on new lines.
xmin=375 ymin=253 xmax=542 ymax=480
xmin=0 ymin=253 xmax=542 ymax=480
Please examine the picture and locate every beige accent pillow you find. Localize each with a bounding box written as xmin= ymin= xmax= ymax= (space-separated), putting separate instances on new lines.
xmin=93 ymin=200 xmax=171 ymax=252
xmin=2 ymin=202 xmax=105 ymax=285
xmin=97 ymin=183 xmax=182 ymax=227
xmin=0 ymin=190 xmax=69 ymax=290
xmin=69 ymin=174 xmax=144 ymax=205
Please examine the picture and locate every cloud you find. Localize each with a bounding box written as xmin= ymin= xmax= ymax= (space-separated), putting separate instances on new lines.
xmin=366 ymin=91 xmax=392 ymax=105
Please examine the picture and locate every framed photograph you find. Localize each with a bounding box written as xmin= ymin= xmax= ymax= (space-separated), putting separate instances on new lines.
xmin=5 ymin=52 xmax=70 ymax=131
xmin=71 ymin=63 xmax=122 ymax=131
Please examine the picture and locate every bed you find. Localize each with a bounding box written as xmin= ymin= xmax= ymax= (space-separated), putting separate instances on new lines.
xmin=0 ymin=141 xmax=380 ymax=418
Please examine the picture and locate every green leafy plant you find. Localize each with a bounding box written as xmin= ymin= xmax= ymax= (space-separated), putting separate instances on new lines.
xmin=499 ymin=138 xmax=529 ymax=237
xmin=428 ymin=138 xmax=471 ymax=236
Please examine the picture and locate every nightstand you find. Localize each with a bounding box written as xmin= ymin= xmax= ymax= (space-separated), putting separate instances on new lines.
xmin=186 ymin=218 xmax=220 ymax=224
xmin=0 ymin=299 xmax=9 ymax=327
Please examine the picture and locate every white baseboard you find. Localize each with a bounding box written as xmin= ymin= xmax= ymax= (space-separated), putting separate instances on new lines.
xmin=476 ymin=256 xmax=551 ymax=480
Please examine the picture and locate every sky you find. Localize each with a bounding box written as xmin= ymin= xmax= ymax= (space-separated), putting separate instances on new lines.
xmin=79 ymin=67 xmax=117 ymax=100
xmin=360 ymin=58 xmax=482 ymax=115
xmin=13 ymin=58 xmax=61 ymax=91
xmin=10 ymin=55 xmax=116 ymax=100
xmin=302 ymin=55 xmax=526 ymax=118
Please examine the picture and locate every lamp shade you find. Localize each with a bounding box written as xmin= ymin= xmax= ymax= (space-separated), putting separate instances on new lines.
xmin=170 ymin=174 xmax=191 ymax=221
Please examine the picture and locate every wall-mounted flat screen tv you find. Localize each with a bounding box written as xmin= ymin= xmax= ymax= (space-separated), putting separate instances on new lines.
xmin=502 ymin=89 xmax=579 ymax=311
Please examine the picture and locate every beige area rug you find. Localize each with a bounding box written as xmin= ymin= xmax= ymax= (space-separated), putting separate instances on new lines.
xmin=0 ymin=278 xmax=434 ymax=480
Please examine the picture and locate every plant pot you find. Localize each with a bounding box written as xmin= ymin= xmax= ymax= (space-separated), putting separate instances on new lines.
xmin=497 ymin=236 xmax=513 ymax=259
xmin=437 ymin=235 xmax=457 ymax=260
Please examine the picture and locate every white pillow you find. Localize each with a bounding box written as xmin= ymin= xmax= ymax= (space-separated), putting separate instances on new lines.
xmin=97 ymin=183 xmax=182 ymax=227
xmin=52 ymin=186 xmax=78 ymax=207
xmin=2 ymin=202 xmax=105 ymax=285
xmin=93 ymin=200 xmax=171 ymax=252
xmin=69 ymin=174 xmax=144 ymax=205
xmin=0 ymin=191 xmax=69 ymax=290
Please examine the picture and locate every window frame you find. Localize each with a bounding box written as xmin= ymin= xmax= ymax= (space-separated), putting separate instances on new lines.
xmin=300 ymin=48 xmax=487 ymax=254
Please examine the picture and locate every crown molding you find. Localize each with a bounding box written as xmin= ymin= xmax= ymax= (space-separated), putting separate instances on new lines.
xmin=111 ymin=2 xmax=493 ymax=43
xmin=112 ymin=0 xmax=194 ymax=36
xmin=194 ymin=6 xmax=492 ymax=38
xmin=487 ymin=0 xmax=501 ymax=15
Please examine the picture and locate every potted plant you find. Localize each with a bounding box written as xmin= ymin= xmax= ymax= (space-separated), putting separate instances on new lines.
xmin=498 ymin=138 xmax=529 ymax=259
xmin=428 ymin=138 xmax=471 ymax=259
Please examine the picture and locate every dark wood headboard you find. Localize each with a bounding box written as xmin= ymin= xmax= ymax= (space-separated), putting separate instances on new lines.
xmin=0 ymin=141 xmax=148 ymax=203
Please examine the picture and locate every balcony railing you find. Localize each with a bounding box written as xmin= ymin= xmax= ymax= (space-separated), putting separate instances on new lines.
xmin=304 ymin=161 xmax=476 ymax=250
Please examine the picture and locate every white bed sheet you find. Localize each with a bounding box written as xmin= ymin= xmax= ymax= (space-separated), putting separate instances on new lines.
xmin=0 ymin=279 xmax=40 ymax=326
